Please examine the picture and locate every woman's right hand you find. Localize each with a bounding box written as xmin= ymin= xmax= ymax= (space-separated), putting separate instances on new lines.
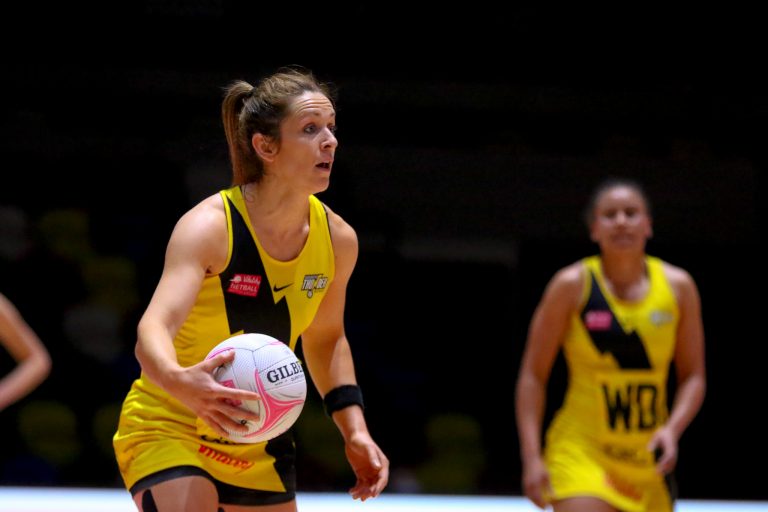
xmin=165 ymin=350 xmax=262 ymax=438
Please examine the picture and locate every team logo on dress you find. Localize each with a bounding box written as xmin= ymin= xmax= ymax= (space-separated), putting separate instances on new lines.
xmin=227 ymin=274 xmax=262 ymax=297
xmin=650 ymin=310 xmax=673 ymax=326
xmin=585 ymin=310 xmax=613 ymax=331
xmin=301 ymin=273 xmax=328 ymax=298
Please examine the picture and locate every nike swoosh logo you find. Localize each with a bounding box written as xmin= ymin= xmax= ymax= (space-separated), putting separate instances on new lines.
xmin=273 ymin=283 xmax=293 ymax=292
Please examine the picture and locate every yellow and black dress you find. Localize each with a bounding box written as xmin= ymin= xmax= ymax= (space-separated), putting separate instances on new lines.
xmin=113 ymin=186 xmax=334 ymax=504
xmin=544 ymin=255 xmax=678 ymax=512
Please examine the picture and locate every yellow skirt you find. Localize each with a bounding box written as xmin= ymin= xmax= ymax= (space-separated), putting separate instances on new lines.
xmin=113 ymin=381 xmax=295 ymax=493
xmin=544 ymin=433 xmax=674 ymax=512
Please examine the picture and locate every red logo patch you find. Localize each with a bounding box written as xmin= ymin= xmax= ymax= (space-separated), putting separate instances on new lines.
xmin=585 ymin=310 xmax=613 ymax=330
xmin=227 ymin=274 xmax=262 ymax=297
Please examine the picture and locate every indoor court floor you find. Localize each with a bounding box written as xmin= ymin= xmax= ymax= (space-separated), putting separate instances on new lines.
xmin=0 ymin=487 xmax=766 ymax=511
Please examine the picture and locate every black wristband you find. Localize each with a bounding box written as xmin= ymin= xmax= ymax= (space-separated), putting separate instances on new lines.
xmin=323 ymin=384 xmax=364 ymax=416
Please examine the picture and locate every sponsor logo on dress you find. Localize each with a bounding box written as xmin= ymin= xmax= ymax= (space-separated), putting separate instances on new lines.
xmin=585 ymin=310 xmax=613 ymax=330
xmin=604 ymin=470 xmax=643 ymax=501
xmin=273 ymin=282 xmax=292 ymax=292
xmin=198 ymin=444 xmax=254 ymax=469
xmin=227 ymin=274 xmax=262 ymax=297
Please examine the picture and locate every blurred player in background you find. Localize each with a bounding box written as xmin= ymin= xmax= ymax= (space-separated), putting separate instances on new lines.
xmin=515 ymin=177 xmax=706 ymax=511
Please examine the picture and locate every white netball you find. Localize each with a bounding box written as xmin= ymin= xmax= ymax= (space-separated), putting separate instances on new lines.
xmin=205 ymin=333 xmax=307 ymax=443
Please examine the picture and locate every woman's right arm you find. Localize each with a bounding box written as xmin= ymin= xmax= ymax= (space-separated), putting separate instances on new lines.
xmin=515 ymin=263 xmax=583 ymax=509
xmin=134 ymin=197 xmax=260 ymax=437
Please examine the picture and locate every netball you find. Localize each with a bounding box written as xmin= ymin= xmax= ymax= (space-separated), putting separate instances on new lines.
xmin=205 ymin=333 xmax=307 ymax=443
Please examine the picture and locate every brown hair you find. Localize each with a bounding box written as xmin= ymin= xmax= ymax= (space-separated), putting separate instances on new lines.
xmin=221 ymin=66 xmax=336 ymax=185
xmin=583 ymin=177 xmax=653 ymax=227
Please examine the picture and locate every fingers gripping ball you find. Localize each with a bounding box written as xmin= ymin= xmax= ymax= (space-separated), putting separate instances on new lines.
xmin=206 ymin=333 xmax=307 ymax=443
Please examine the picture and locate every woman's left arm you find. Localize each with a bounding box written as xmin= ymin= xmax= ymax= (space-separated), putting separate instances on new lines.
xmin=301 ymin=211 xmax=389 ymax=500
xmin=649 ymin=265 xmax=706 ymax=473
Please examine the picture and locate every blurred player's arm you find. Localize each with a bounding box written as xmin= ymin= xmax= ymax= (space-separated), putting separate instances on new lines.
xmin=515 ymin=263 xmax=583 ymax=508
xmin=0 ymin=292 xmax=51 ymax=411
xmin=648 ymin=265 xmax=706 ymax=474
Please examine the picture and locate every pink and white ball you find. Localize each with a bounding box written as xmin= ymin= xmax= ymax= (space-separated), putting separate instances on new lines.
xmin=205 ymin=333 xmax=306 ymax=443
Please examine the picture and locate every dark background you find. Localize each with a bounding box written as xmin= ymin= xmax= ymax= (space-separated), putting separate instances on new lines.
xmin=0 ymin=3 xmax=764 ymax=502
